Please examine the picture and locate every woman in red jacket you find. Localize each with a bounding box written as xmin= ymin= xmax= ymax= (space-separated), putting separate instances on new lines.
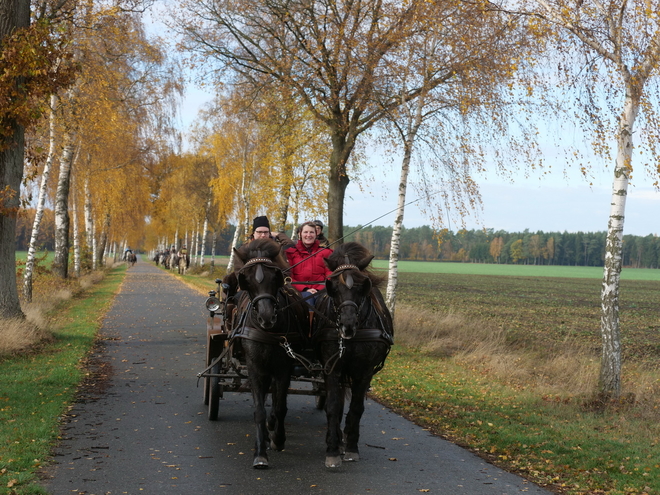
xmin=285 ymin=221 xmax=333 ymax=306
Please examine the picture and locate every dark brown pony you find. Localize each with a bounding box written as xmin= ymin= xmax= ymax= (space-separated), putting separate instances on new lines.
xmin=312 ymin=242 xmax=394 ymax=468
xmin=230 ymin=238 xmax=308 ymax=469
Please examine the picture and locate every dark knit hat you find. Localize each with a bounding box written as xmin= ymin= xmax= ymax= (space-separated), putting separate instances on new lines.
xmin=313 ymin=219 xmax=324 ymax=229
xmin=252 ymin=216 xmax=270 ymax=232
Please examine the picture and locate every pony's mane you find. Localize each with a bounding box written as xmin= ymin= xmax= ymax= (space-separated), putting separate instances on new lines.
xmin=234 ymin=238 xmax=289 ymax=271
xmin=327 ymin=242 xmax=385 ymax=288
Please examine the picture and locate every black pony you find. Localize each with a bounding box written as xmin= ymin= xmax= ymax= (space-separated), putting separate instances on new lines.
xmin=230 ymin=238 xmax=308 ymax=469
xmin=312 ymin=242 xmax=394 ymax=468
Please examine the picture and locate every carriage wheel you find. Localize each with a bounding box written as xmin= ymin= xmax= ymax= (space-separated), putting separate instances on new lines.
xmin=208 ymin=361 xmax=222 ymax=421
xmin=203 ymin=373 xmax=211 ymax=405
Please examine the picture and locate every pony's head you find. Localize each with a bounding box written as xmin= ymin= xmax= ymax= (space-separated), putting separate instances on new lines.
xmin=233 ymin=238 xmax=287 ymax=329
xmin=324 ymin=242 xmax=383 ymax=339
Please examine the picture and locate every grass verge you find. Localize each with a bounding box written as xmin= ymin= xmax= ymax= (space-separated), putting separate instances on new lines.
xmin=371 ymin=346 xmax=659 ymax=495
xmin=0 ymin=265 xmax=126 ymax=494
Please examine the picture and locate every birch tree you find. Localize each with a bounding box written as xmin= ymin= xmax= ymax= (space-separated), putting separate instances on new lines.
xmin=23 ymin=95 xmax=58 ymax=301
xmin=176 ymin=0 xmax=460 ymax=243
xmin=513 ymin=0 xmax=660 ymax=398
xmin=381 ymin=8 xmax=537 ymax=314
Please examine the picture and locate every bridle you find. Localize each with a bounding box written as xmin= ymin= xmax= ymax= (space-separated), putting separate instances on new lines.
xmin=238 ymin=257 xmax=283 ymax=318
xmin=327 ymin=263 xmax=368 ymax=326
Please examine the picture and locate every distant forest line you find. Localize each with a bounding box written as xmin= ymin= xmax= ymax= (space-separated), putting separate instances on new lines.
xmin=344 ymin=225 xmax=660 ymax=268
xmin=16 ymin=208 xmax=659 ymax=269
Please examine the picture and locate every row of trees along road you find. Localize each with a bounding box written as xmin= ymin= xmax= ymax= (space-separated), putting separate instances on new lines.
xmin=18 ymin=217 xmax=660 ymax=269
xmin=3 ymin=1 xmax=660 ymax=400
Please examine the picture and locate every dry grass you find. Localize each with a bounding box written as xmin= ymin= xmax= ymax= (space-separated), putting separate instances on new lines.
xmin=0 ymin=315 xmax=52 ymax=355
xmin=393 ymin=303 xmax=660 ymax=414
xmin=1 ymin=266 xmax=113 ymax=358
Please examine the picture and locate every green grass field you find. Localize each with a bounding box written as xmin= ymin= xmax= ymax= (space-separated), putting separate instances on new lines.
xmin=15 ymin=251 xmax=55 ymax=266
xmin=370 ymin=259 xmax=660 ymax=281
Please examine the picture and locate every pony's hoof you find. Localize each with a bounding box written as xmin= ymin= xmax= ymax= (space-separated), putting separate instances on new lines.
xmin=270 ymin=439 xmax=284 ymax=451
xmin=343 ymin=451 xmax=360 ymax=462
xmin=325 ymin=456 xmax=342 ymax=468
xmin=253 ymin=456 xmax=269 ymax=469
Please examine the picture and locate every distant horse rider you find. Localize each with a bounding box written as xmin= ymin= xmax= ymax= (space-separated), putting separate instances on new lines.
xmin=178 ymin=245 xmax=190 ymax=268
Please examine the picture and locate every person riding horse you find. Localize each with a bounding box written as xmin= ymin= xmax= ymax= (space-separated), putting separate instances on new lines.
xmin=177 ymin=245 xmax=190 ymax=269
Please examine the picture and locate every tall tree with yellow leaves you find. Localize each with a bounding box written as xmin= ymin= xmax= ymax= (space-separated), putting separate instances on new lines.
xmin=0 ymin=0 xmax=75 ymax=317
xmin=176 ymin=0 xmax=467 ymax=243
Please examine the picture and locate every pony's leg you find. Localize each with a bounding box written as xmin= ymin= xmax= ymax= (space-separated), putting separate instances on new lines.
xmin=267 ymin=370 xmax=291 ymax=451
xmin=343 ymin=374 xmax=372 ymax=462
xmin=324 ymin=371 xmax=345 ymax=468
xmin=249 ymin=370 xmax=272 ymax=469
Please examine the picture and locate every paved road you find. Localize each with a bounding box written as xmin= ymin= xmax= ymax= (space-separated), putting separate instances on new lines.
xmin=43 ymin=258 xmax=553 ymax=495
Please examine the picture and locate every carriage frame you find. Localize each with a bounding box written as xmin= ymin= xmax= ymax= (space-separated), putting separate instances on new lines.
xmin=198 ymin=278 xmax=326 ymax=420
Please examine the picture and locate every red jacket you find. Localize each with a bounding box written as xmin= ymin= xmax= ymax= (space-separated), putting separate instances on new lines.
xmin=285 ymin=240 xmax=333 ymax=292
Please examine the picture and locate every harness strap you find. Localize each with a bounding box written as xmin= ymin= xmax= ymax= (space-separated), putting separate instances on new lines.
xmin=314 ymin=327 xmax=392 ymax=345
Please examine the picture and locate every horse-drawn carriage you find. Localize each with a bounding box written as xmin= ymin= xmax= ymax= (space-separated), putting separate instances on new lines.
xmin=196 ymin=239 xmax=394 ymax=469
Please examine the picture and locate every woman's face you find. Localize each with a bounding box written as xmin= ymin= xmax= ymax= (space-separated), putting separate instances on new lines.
xmin=301 ymin=225 xmax=317 ymax=247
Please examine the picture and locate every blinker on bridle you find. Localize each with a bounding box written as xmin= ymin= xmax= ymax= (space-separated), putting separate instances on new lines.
xmin=239 ymin=257 xmax=282 ymax=310
xmin=331 ymin=263 xmax=359 ymax=289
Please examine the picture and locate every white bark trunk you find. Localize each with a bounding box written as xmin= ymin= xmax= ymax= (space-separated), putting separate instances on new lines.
xmin=84 ymin=175 xmax=93 ymax=261
xmin=96 ymin=212 xmax=110 ymax=268
xmin=226 ymin=221 xmax=243 ymax=273
xmin=200 ymin=216 xmax=209 ymax=267
xmin=599 ymin=92 xmax=639 ymax=398
xmin=23 ymin=94 xmax=58 ymax=301
xmin=53 ymin=136 xmax=75 ymax=279
xmin=386 ymin=143 xmax=412 ymax=315
xmin=92 ymin=220 xmax=97 ymax=271
xmin=386 ymin=88 xmax=425 ymax=315
xmin=210 ymin=230 xmax=217 ymax=273
xmin=199 ymin=192 xmax=212 ymax=267
xmin=72 ymin=189 xmax=80 ymax=277
xmin=192 ymin=220 xmax=199 ymax=267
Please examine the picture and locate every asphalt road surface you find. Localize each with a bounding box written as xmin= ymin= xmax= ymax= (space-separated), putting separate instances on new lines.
xmin=42 ymin=258 xmax=553 ymax=495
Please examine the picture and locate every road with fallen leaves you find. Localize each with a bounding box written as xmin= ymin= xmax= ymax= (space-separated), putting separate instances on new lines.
xmin=42 ymin=258 xmax=553 ymax=495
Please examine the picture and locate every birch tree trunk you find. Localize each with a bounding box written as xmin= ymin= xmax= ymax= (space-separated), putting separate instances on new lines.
xmin=192 ymin=220 xmax=199 ymax=267
xmin=386 ymin=142 xmax=412 ymax=315
xmin=92 ymin=220 xmax=97 ymax=271
xmin=385 ymin=87 xmax=425 ymax=316
xmin=96 ymin=212 xmax=110 ymax=268
xmin=200 ymin=215 xmax=209 ymax=267
xmin=599 ymin=91 xmax=639 ymax=398
xmin=83 ymin=174 xmax=94 ymax=269
xmin=23 ymin=94 xmax=58 ymax=302
xmin=199 ymin=192 xmax=212 ymax=267
xmin=72 ymin=189 xmax=81 ymax=277
xmin=210 ymin=230 xmax=217 ymax=273
xmin=53 ymin=136 xmax=76 ymax=279
xmin=226 ymin=220 xmax=243 ymax=273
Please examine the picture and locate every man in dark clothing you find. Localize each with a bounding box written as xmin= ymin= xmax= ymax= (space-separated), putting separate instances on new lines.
xmin=313 ymin=219 xmax=330 ymax=248
xmin=250 ymin=216 xmax=295 ymax=249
